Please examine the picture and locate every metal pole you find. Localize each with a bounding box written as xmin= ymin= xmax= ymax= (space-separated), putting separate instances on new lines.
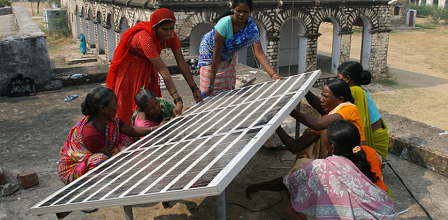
xmin=217 ymin=190 xmax=226 ymax=220
xmin=123 ymin=205 xmax=134 ymax=220
xmin=295 ymin=102 xmax=301 ymax=140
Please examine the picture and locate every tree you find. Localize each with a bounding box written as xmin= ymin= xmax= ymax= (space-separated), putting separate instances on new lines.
xmin=29 ymin=0 xmax=41 ymax=14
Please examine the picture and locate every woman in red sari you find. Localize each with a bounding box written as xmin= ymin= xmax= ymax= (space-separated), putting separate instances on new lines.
xmin=106 ymin=8 xmax=202 ymax=125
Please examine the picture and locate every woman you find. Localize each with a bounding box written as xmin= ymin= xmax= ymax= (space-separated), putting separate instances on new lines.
xmin=131 ymin=88 xmax=174 ymax=132
xmin=246 ymin=121 xmax=395 ymax=220
xmin=338 ymin=61 xmax=389 ymax=160
xmin=276 ymin=79 xmax=366 ymax=160
xmin=79 ymin=33 xmax=87 ymax=54
xmin=106 ymin=8 xmax=202 ymax=125
xmin=58 ymin=87 xmax=153 ymax=185
xmin=198 ymin=0 xmax=283 ymax=97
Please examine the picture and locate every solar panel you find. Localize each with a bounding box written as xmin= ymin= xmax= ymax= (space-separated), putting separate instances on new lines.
xmin=30 ymin=70 xmax=321 ymax=215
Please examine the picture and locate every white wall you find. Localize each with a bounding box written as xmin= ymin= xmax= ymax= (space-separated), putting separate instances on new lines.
xmin=189 ymin=23 xmax=214 ymax=56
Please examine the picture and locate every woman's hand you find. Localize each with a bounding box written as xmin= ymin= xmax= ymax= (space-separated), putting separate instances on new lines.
xmin=173 ymin=101 xmax=183 ymax=116
xmin=206 ymin=86 xmax=214 ymax=97
xmin=193 ymin=90 xmax=203 ymax=103
xmin=160 ymin=117 xmax=173 ymax=126
xmin=271 ymin=73 xmax=284 ymax=80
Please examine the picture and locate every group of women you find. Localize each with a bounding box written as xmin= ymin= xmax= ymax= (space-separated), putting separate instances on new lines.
xmin=59 ymin=0 xmax=396 ymax=218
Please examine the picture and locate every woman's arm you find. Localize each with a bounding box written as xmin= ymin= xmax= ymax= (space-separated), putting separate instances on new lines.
xmin=305 ymin=91 xmax=326 ymax=115
xmin=252 ymin=42 xmax=283 ymax=80
xmin=149 ymin=57 xmax=183 ymax=116
xmin=206 ymin=30 xmax=225 ymax=97
xmin=276 ymin=127 xmax=320 ymax=154
xmin=295 ymin=112 xmax=344 ymax=131
xmin=120 ymin=123 xmax=152 ymax=137
xmin=172 ymin=48 xmax=203 ymax=103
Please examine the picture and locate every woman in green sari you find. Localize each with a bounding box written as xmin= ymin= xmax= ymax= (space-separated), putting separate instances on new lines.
xmin=337 ymin=61 xmax=389 ymax=160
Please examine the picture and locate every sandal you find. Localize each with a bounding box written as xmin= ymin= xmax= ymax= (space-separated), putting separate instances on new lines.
xmin=64 ymin=94 xmax=78 ymax=102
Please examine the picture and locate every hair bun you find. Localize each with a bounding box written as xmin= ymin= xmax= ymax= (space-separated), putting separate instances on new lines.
xmin=359 ymin=70 xmax=372 ymax=85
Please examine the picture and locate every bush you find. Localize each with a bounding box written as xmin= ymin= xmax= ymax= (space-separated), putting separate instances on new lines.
xmin=410 ymin=3 xmax=432 ymax=17
xmin=0 ymin=0 xmax=12 ymax=7
xmin=428 ymin=6 xmax=448 ymax=24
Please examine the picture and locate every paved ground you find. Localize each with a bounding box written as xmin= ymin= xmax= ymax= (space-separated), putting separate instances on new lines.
xmin=0 ymin=71 xmax=447 ymax=220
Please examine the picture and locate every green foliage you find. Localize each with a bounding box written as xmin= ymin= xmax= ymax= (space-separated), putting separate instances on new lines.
xmin=0 ymin=0 xmax=12 ymax=7
xmin=428 ymin=7 xmax=446 ymax=24
xmin=40 ymin=13 xmax=71 ymax=39
xmin=410 ymin=3 xmax=432 ymax=17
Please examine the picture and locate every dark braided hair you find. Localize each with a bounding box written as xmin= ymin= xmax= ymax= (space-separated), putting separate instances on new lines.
xmin=327 ymin=120 xmax=379 ymax=183
xmin=337 ymin=61 xmax=372 ymax=86
xmin=81 ymin=87 xmax=115 ymax=116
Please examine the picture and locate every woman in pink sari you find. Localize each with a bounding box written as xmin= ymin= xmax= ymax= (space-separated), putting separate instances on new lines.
xmin=246 ymin=120 xmax=395 ymax=219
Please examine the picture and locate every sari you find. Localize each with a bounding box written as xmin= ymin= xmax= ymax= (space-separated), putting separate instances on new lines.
xmin=79 ymin=33 xmax=87 ymax=54
xmin=351 ymin=86 xmax=389 ymax=159
xmin=294 ymin=102 xmax=365 ymax=161
xmin=58 ymin=116 xmax=133 ymax=185
xmin=284 ymin=155 xmax=395 ymax=220
xmin=351 ymin=86 xmax=374 ymax=148
xmin=198 ymin=16 xmax=260 ymax=94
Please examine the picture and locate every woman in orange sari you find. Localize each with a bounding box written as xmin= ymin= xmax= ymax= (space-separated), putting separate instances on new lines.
xmin=106 ymin=8 xmax=202 ymax=125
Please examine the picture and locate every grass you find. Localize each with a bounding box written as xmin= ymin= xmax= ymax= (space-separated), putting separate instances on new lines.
xmin=375 ymin=78 xmax=399 ymax=86
xmin=415 ymin=22 xmax=446 ymax=29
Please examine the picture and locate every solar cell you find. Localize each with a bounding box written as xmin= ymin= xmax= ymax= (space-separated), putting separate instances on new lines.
xmin=30 ymin=70 xmax=321 ymax=215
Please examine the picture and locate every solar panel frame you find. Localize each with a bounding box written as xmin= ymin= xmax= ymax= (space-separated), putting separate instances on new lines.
xmin=30 ymin=70 xmax=321 ymax=215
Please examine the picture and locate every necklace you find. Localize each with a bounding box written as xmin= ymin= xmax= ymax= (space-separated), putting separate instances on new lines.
xmin=91 ymin=121 xmax=105 ymax=136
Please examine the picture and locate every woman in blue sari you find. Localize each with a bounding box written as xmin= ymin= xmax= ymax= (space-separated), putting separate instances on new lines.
xmin=79 ymin=33 xmax=87 ymax=54
xmin=198 ymin=0 xmax=283 ymax=97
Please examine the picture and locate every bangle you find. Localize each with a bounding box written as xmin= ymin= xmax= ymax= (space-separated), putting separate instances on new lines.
xmin=270 ymin=73 xmax=276 ymax=77
xmin=209 ymin=85 xmax=214 ymax=89
xmin=170 ymin=90 xmax=178 ymax=96
xmin=150 ymin=127 xmax=153 ymax=132
xmin=190 ymin=85 xmax=199 ymax=93
xmin=174 ymin=97 xmax=183 ymax=104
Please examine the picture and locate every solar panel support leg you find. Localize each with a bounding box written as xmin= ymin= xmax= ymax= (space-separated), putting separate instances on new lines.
xmin=123 ymin=206 xmax=134 ymax=220
xmin=217 ymin=190 xmax=226 ymax=220
xmin=295 ymin=102 xmax=301 ymax=140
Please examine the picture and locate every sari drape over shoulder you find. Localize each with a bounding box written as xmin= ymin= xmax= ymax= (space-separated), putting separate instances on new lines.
xmin=198 ymin=16 xmax=260 ymax=94
xmin=58 ymin=116 xmax=133 ymax=184
xmin=351 ymin=86 xmax=375 ymax=149
xmin=284 ymin=156 xmax=396 ymax=220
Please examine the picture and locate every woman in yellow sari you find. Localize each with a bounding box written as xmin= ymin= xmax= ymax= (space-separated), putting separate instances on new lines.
xmin=337 ymin=61 xmax=389 ymax=160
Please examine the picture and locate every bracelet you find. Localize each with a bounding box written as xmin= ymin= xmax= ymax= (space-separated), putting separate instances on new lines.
xmin=190 ymin=84 xmax=199 ymax=93
xmin=209 ymin=85 xmax=214 ymax=89
xmin=170 ymin=90 xmax=178 ymax=96
xmin=269 ymin=73 xmax=276 ymax=77
xmin=150 ymin=127 xmax=153 ymax=132
xmin=174 ymin=97 xmax=183 ymax=104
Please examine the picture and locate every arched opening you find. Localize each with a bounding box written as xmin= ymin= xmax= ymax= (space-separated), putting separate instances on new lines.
xmin=106 ymin=13 xmax=116 ymax=61
xmin=189 ymin=23 xmax=214 ymax=56
xmin=238 ymin=21 xmax=267 ymax=68
xmin=119 ymin=17 xmax=129 ymax=40
xmin=351 ymin=15 xmax=372 ymax=70
xmin=80 ymin=7 xmax=87 ymax=39
xmin=96 ymin=11 xmax=105 ymax=54
xmin=88 ymin=9 xmax=95 ymax=48
xmin=278 ymin=18 xmax=307 ymax=76
xmin=317 ymin=17 xmax=341 ymax=76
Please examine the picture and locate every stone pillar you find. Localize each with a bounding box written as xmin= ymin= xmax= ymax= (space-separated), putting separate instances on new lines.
xmin=304 ymin=33 xmax=321 ymax=71
xmin=104 ymin=23 xmax=110 ymax=62
xmin=266 ymin=35 xmax=280 ymax=72
xmin=339 ymin=31 xmax=353 ymax=64
xmin=369 ymin=29 xmax=391 ymax=78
